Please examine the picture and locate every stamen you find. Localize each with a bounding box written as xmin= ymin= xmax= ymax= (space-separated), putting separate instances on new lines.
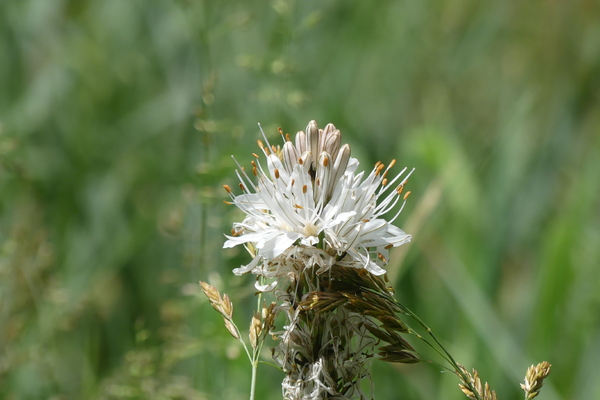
xmin=376 ymin=163 xmax=385 ymax=175
xmin=274 ymin=169 xmax=280 ymax=179
xmin=375 ymin=161 xmax=381 ymax=168
xmin=384 ymin=244 xmax=394 ymax=250
xmin=285 ymin=133 xmax=291 ymax=142
xmin=257 ymin=140 xmax=264 ymax=149
xmin=223 ymin=185 xmax=232 ymax=193
xmin=291 ymin=179 xmax=295 ymax=186
xmin=382 ymin=178 xmax=388 ymax=186
xmin=403 ymin=191 xmax=411 ymax=200
xmin=252 ymin=167 xmax=258 ymax=176
xmin=378 ymin=253 xmax=387 ymax=263
xmin=294 ymin=204 xmax=304 ymax=209
xmin=322 ymin=155 xmax=329 ymax=167
xmin=239 ymin=183 xmax=246 ymax=191
xmin=396 ymin=185 xmax=404 ymax=194
xmin=302 ymin=185 xmax=307 ymax=194
xmin=223 ymin=200 xmax=233 ymax=205
xmin=316 ymin=178 xmax=321 ymax=186
xmin=298 ymin=158 xmax=304 ymax=165
xmin=252 ymin=153 xmax=259 ymax=158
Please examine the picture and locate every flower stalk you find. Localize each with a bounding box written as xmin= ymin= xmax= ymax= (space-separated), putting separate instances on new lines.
xmin=202 ymin=120 xmax=552 ymax=400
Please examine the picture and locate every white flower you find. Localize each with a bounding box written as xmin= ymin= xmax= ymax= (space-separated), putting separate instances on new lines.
xmin=223 ymin=120 xmax=413 ymax=278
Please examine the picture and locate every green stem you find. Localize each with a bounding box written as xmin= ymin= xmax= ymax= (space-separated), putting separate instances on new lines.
xmin=249 ymin=359 xmax=258 ymax=400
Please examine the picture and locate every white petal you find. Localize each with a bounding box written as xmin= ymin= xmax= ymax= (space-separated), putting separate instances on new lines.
xmin=232 ymin=255 xmax=261 ymax=276
xmin=255 ymin=280 xmax=278 ymax=292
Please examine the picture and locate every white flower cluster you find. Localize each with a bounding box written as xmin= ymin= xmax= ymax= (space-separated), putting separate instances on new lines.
xmin=223 ymin=121 xmax=413 ymax=283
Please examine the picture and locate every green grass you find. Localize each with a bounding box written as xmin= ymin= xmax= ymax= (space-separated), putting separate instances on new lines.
xmin=1 ymin=0 xmax=599 ymax=399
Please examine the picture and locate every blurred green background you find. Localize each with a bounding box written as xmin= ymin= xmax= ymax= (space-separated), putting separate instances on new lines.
xmin=1 ymin=0 xmax=599 ymax=399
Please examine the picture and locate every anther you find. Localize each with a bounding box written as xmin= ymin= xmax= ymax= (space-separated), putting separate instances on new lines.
xmin=322 ymin=156 xmax=329 ymax=167
xmin=396 ymin=185 xmax=404 ymax=194
xmin=376 ymin=164 xmax=385 ymax=175
xmin=291 ymin=179 xmax=295 ymax=186
xmin=384 ymin=244 xmax=394 ymax=250
xmin=271 ymin=145 xmax=277 ymax=152
xmin=298 ymin=158 xmax=304 ymax=165
xmin=257 ymin=140 xmax=264 ymax=149
xmin=302 ymin=185 xmax=307 ymax=194
xmin=252 ymin=153 xmax=260 ymax=158
xmin=389 ymin=159 xmax=397 ymax=168
xmin=223 ymin=200 xmax=233 ymax=205
xmin=382 ymin=178 xmax=388 ymax=186
xmin=403 ymin=191 xmax=411 ymax=200
xmin=361 ymin=219 xmax=370 ymax=223
xmin=252 ymin=167 xmax=258 ymax=176
xmin=239 ymin=183 xmax=246 ymax=191
xmin=223 ymin=185 xmax=232 ymax=193
xmin=285 ymin=133 xmax=291 ymax=142
xmin=294 ymin=204 xmax=304 ymax=209
xmin=274 ymin=169 xmax=280 ymax=179
xmin=375 ymin=161 xmax=381 ymax=168
xmin=316 ymin=178 xmax=321 ymax=186
xmin=378 ymin=253 xmax=387 ymax=263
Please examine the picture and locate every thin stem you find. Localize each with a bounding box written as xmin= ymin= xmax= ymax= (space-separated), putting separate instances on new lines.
xmin=249 ymin=359 xmax=258 ymax=400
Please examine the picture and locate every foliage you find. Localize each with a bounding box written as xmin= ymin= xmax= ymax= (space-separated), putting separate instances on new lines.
xmin=1 ymin=0 xmax=599 ymax=399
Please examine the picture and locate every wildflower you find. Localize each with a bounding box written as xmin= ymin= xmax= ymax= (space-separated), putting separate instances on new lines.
xmin=223 ymin=121 xmax=414 ymax=281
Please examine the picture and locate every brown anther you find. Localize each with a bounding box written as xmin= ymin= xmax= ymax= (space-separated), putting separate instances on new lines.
xmin=384 ymin=244 xmax=394 ymax=250
xmin=382 ymin=178 xmax=388 ymax=186
xmin=403 ymin=191 xmax=411 ymax=200
xmin=278 ymin=127 xmax=284 ymax=135
xmin=285 ymin=133 xmax=291 ymax=142
xmin=252 ymin=167 xmax=258 ymax=176
xmin=362 ymin=219 xmax=370 ymax=223
xmin=396 ymin=185 xmax=404 ymax=194
xmin=223 ymin=200 xmax=233 ymax=205
xmin=294 ymin=204 xmax=304 ymax=209
xmin=376 ymin=164 xmax=385 ymax=175
xmin=378 ymin=253 xmax=387 ymax=263
xmin=264 ymin=147 xmax=271 ymax=156
xmin=274 ymin=169 xmax=280 ymax=179
xmin=298 ymin=158 xmax=304 ymax=165
xmin=322 ymin=156 xmax=329 ymax=167
xmin=302 ymin=185 xmax=307 ymax=194
xmin=271 ymin=145 xmax=277 ymax=152
xmin=316 ymin=178 xmax=321 ymax=186
xmin=388 ymin=159 xmax=397 ymax=168
xmin=223 ymin=185 xmax=232 ymax=193
xmin=291 ymin=179 xmax=295 ymax=186
xmin=257 ymin=140 xmax=264 ymax=149
xmin=252 ymin=153 xmax=260 ymax=158
xmin=375 ymin=161 xmax=382 ymax=168
xmin=239 ymin=183 xmax=246 ymax=191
